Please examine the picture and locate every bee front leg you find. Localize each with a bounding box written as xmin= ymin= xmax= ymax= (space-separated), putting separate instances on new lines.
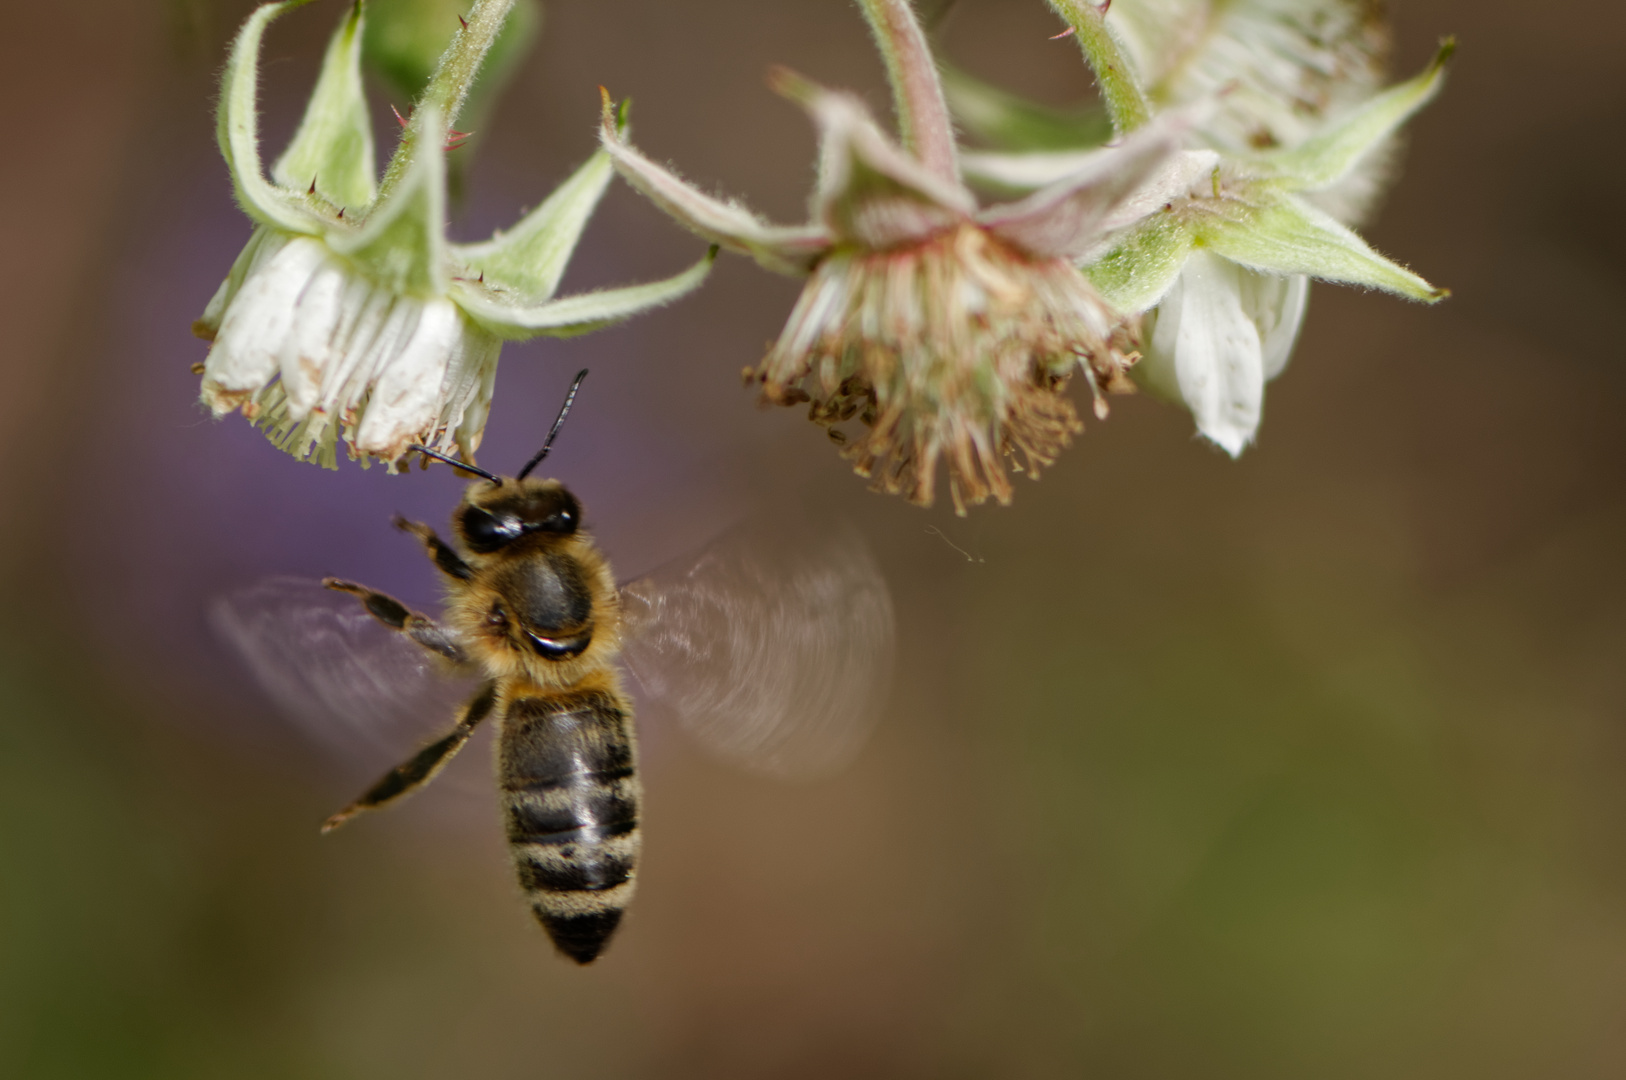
xmin=393 ymin=515 xmax=472 ymax=581
xmin=323 ymin=578 xmax=467 ymax=663
xmin=322 ymin=682 xmax=500 ymax=833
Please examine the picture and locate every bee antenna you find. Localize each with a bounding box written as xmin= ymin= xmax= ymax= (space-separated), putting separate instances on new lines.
xmin=407 ymin=445 xmax=501 ymax=483
xmin=516 ymin=369 xmax=589 ymax=480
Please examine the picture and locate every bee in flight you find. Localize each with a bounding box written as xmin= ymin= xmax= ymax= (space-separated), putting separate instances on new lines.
xmin=215 ymin=371 xmax=894 ymax=964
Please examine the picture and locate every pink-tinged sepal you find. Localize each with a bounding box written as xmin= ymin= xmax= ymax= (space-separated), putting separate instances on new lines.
xmin=598 ymin=90 xmax=831 ymax=274
xmin=773 ymin=69 xmax=975 ymax=249
xmin=975 ymin=108 xmax=1192 ymax=259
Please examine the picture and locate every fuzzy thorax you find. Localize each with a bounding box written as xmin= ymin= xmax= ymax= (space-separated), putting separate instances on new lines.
xmin=444 ymin=530 xmax=626 ymax=693
xmin=752 ymin=223 xmax=1138 ymax=514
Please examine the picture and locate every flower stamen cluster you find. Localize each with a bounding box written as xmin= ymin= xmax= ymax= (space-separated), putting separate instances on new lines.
xmin=758 ymin=222 xmax=1139 ymax=512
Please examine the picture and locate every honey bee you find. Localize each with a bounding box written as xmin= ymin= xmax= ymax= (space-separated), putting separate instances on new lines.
xmin=215 ymin=371 xmax=894 ymax=964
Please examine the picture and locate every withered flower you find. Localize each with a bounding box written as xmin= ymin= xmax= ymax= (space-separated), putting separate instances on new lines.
xmin=602 ymin=0 xmax=1188 ymax=512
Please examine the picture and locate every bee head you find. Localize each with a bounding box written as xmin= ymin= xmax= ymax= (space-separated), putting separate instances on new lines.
xmin=409 ymin=368 xmax=592 ymax=556
xmin=455 ymin=478 xmax=581 ymax=554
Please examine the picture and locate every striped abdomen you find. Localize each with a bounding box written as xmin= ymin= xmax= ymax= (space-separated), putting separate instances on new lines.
xmin=497 ymin=687 xmax=641 ymax=964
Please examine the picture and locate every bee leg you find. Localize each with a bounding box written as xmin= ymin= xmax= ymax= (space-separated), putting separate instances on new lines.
xmin=322 ymin=681 xmax=499 ymax=833
xmin=393 ymin=515 xmax=473 ymax=581
xmin=322 ymin=578 xmax=467 ymax=663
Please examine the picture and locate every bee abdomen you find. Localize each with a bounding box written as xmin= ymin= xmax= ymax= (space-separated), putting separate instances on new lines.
xmin=498 ymin=689 xmax=641 ymax=965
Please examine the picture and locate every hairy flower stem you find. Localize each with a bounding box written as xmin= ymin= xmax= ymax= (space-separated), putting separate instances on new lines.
xmin=377 ymin=0 xmax=516 ymax=203
xmin=856 ymin=0 xmax=958 ymax=180
xmin=1046 ymin=0 xmax=1151 ymax=133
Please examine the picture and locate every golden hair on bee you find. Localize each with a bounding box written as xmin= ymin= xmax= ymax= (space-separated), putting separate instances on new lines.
xmin=430 ymin=475 xmax=626 ymax=694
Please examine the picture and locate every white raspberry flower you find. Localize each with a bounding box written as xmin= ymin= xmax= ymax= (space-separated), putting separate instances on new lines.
xmin=194 ymin=0 xmax=714 ymax=469
xmin=960 ymin=0 xmax=1450 ymax=456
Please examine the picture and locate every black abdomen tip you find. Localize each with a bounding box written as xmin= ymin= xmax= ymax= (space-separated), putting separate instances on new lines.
xmin=538 ymin=907 xmax=623 ymax=964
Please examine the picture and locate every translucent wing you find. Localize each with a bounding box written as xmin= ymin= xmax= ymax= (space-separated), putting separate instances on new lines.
xmin=210 ymin=577 xmax=477 ymax=769
xmin=619 ymin=515 xmax=895 ymax=780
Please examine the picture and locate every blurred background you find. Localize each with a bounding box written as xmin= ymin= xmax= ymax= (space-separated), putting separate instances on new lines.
xmin=2 ymin=0 xmax=1624 ymax=1076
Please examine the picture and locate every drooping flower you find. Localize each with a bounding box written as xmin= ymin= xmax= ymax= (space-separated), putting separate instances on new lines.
xmin=957 ymin=0 xmax=1450 ymax=456
xmin=194 ymin=0 xmax=714 ymax=469
xmin=600 ymin=0 xmax=1192 ymax=512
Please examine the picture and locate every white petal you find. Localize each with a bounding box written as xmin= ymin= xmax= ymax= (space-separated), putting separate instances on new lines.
xmin=279 ymin=255 xmax=350 ymax=419
xmin=196 ymin=225 xmax=286 ymax=338
xmin=440 ymin=327 xmax=503 ymax=457
xmin=1235 ymin=270 xmax=1309 ymax=381
xmin=352 ymin=299 xmax=464 ymax=458
xmin=314 ymin=271 xmax=393 ymax=416
xmin=1140 ymin=251 xmax=1265 ymax=457
xmin=202 ymin=236 xmax=328 ymax=414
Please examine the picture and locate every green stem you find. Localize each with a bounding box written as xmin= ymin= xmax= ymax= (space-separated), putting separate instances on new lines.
xmin=377 ymin=0 xmax=516 ymax=204
xmin=856 ymin=0 xmax=958 ymax=180
xmin=1047 ymin=0 xmax=1151 ymax=133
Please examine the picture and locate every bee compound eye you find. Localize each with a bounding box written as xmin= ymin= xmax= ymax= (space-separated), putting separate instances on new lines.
xmin=540 ymin=506 xmax=576 ymax=534
xmin=461 ymin=505 xmax=524 ymax=552
xmin=535 ymin=492 xmax=581 ymax=535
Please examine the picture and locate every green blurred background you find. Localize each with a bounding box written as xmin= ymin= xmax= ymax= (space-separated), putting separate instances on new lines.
xmin=2 ymin=0 xmax=1624 ymax=1076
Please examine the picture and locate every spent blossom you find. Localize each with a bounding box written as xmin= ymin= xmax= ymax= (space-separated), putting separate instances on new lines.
xmin=600 ymin=0 xmax=1194 ymax=513
xmin=194 ymin=0 xmax=713 ymax=470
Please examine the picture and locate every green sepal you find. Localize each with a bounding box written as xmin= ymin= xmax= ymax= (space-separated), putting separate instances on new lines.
xmin=1084 ymin=210 xmax=1194 ymax=312
xmin=328 ymin=107 xmax=448 ymax=297
xmin=363 ymin=0 xmax=540 ymax=138
xmin=454 ymin=247 xmax=717 ymax=340
xmin=940 ymin=63 xmax=1111 ymax=152
xmin=1268 ymin=39 xmax=1455 ymax=193
xmin=218 ymin=0 xmax=322 ymax=233
xmin=599 ymin=88 xmax=833 ymax=274
xmin=453 ymin=148 xmax=613 ymax=303
xmin=272 ymin=1 xmax=377 ymax=210
xmin=1202 ymin=196 xmax=1447 ymax=302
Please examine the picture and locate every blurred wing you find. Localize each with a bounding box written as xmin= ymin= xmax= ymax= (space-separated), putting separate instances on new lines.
xmin=619 ymin=515 xmax=895 ymax=780
xmin=210 ymin=578 xmax=477 ymax=766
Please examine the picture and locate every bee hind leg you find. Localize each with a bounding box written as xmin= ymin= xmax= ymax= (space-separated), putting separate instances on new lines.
xmin=323 ymin=578 xmax=467 ymax=663
xmin=322 ymin=681 xmax=499 ymax=833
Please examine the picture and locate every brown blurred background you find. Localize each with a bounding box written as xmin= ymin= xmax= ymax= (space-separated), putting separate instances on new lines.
xmin=2 ymin=0 xmax=1623 ymax=1076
